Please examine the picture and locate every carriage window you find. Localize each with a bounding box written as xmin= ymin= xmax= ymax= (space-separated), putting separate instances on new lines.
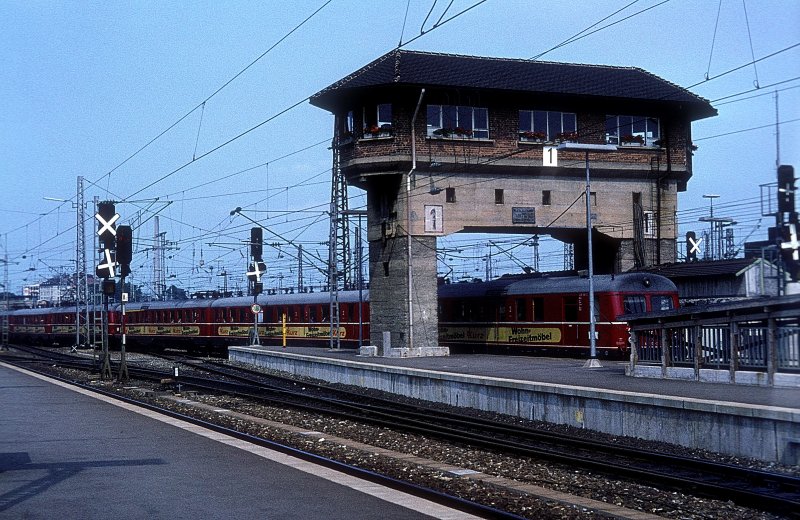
xmin=563 ymin=296 xmax=578 ymax=322
xmin=309 ymin=306 xmax=317 ymax=322
xmin=623 ymin=295 xmax=646 ymax=314
xmin=532 ymin=297 xmax=544 ymax=321
xmin=650 ymin=295 xmax=674 ymax=311
xmin=516 ymin=299 xmax=526 ymax=321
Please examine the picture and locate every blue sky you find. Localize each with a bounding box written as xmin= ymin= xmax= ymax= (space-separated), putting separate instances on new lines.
xmin=1 ymin=1 xmax=798 ymax=295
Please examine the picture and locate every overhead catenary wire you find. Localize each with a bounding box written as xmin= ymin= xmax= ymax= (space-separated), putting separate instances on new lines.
xmin=7 ymin=4 xmax=798 ymax=293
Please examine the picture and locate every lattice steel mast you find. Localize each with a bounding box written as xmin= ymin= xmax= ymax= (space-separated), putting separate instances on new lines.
xmin=328 ymin=122 xmax=351 ymax=349
xmin=75 ymin=175 xmax=88 ymax=349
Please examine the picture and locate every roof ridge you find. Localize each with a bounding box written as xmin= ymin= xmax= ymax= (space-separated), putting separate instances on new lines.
xmin=397 ymin=48 xmax=642 ymax=71
xmin=394 ymin=50 xmax=714 ymax=106
xmin=310 ymin=49 xmax=716 ymax=118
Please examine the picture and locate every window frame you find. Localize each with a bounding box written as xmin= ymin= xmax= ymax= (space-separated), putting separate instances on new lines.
xmin=427 ymin=104 xmax=489 ymax=139
xmin=519 ymin=110 xmax=577 ymax=142
xmin=605 ymin=115 xmax=660 ymax=146
xmin=650 ymin=295 xmax=674 ymax=312
xmin=643 ymin=210 xmax=656 ymax=237
xmin=362 ymin=103 xmax=392 ymax=138
xmin=623 ymin=295 xmax=647 ymax=314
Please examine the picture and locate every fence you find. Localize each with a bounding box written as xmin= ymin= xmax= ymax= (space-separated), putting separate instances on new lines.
xmin=628 ymin=294 xmax=800 ymax=385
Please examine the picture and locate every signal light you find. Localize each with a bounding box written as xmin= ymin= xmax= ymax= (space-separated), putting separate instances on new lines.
xmin=779 ymin=214 xmax=800 ymax=282
xmin=102 ymin=279 xmax=116 ymax=295
xmin=97 ymin=201 xmax=117 ymax=250
xmin=686 ymin=231 xmax=697 ymax=262
xmin=116 ymin=225 xmax=133 ymax=278
xmin=778 ymin=165 xmax=795 ymax=214
xmin=251 ymin=227 xmax=263 ymax=260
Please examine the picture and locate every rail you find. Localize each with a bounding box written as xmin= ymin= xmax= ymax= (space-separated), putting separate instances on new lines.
xmin=627 ymin=294 xmax=800 ymax=385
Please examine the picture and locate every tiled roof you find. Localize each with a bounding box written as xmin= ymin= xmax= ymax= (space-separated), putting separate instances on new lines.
xmin=635 ymin=258 xmax=762 ymax=279
xmin=310 ymin=49 xmax=715 ymax=119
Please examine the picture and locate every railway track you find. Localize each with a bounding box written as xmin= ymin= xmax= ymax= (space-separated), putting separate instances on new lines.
xmin=6 ymin=345 xmax=800 ymax=517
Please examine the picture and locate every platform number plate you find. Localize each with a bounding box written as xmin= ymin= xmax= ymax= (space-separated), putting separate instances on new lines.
xmin=543 ymin=146 xmax=557 ymax=167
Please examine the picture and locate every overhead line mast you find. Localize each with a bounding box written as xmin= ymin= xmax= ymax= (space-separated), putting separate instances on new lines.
xmin=328 ymin=122 xmax=351 ymax=350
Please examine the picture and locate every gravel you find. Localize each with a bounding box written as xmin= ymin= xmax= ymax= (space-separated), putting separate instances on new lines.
xmin=23 ymin=349 xmax=797 ymax=519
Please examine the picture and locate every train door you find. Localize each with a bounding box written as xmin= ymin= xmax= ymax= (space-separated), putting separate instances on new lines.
xmin=563 ymin=295 xmax=580 ymax=346
xmin=532 ymin=297 xmax=544 ymax=322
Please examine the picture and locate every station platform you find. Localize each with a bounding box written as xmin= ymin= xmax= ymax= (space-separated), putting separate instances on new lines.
xmin=0 ymin=363 xmax=478 ymax=520
xmin=229 ymin=345 xmax=800 ymax=465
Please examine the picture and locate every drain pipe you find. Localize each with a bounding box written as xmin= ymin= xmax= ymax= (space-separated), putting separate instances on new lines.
xmin=407 ymin=88 xmax=425 ymax=352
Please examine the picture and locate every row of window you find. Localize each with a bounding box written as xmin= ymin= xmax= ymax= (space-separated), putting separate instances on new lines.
xmin=441 ymin=293 xmax=673 ymax=323
xmin=344 ymin=104 xmax=660 ymax=144
xmin=124 ymin=304 xmax=366 ymax=325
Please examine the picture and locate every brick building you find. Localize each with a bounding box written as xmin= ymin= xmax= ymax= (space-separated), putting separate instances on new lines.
xmin=311 ymin=50 xmax=716 ymax=354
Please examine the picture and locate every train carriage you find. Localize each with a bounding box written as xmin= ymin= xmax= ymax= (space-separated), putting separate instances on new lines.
xmin=3 ymin=273 xmax=675 ymax=356
xmin=438 ymin=272 xmax=678 ymax=355
xmin=120 ymin=299 xmax=215 ymax=350
xmin=115 ymin=289 xmax=371 ymax=350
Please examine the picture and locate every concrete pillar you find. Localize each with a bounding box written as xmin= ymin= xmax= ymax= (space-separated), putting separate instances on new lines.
xmin=368 ymin=234 xmax=446 ymax=357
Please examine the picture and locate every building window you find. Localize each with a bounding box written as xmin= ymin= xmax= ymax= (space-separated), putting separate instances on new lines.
xmin=605 ymin=115 xmax=660 ymax=146
xmin=519 ymin=110 xmax=576 ymax=141
xmin=338 ymin=110 xmax=354 ymax=139
xmin=427 ymin=105 xmax=489 ymax=138
xmin=446 ymin=187 xmax=456 ymax=203
xmin=495 ymin=189 xmax=504 ymax=205
xmin=643 ymin=210 xmax=656 ymax=237
xmin=590 ymin=192 xmax=597 ymax=206
xmin=542 ymin=190 xmax=551 ymax=206
xmin=363 ymin=103 xmax=392 ymax=137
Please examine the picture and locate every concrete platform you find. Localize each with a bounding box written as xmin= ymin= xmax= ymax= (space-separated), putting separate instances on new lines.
xmin=0 ymin=363 xmax=480 ymax=520
xmin=229 ymin=345 xmax=800 ymax=465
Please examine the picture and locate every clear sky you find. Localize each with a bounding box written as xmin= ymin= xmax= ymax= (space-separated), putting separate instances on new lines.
xmin=1 ymin=0 xmax=798 ymax=296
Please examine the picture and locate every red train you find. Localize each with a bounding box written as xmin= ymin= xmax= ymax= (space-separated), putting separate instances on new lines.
xmin=3 ymin=272 xmax=677 ymax=356
xmin=438 ymin=272 xmax=678 ymax=354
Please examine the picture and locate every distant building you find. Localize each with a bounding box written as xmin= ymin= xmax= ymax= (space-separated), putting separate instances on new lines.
xmin=638 ymin=258 xmax=781 ymax=305
xmin=23 ymin=284 xmax=40 ymax=302
xmin=37 ymin=274 xmax=75 ymax=306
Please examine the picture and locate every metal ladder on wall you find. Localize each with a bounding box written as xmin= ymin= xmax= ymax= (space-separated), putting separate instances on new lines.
xmin=1 ymin=312 xmax=8 ymax=349
xmin=91 ymin=288 xmax=103 ymax=351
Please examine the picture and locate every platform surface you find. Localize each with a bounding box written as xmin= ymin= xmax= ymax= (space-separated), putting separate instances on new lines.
xmin=244 ymin=345 xmax=800 ymax=410
xmin=0 ymin=363 xmax=479 ymax=520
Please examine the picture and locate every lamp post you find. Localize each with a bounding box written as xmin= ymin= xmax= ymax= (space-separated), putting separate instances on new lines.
xmin=556 ymin=142 xmax=617 ymax=368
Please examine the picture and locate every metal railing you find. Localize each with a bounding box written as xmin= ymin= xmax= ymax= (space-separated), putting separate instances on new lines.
xmin=628 ymin=295 xmax=800 ymax=384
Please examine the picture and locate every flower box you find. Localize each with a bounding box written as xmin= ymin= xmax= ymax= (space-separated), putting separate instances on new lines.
xmin=519 ymin=131 xmax=547 ymax=142
xmin=363 ymin=124 xmax=393 ymax=139
xmin=620 ymin=134 xmax=645 ymax=146
xmin=432 ymin=127 xmax=473 ymax=139
xmin=556 ymin=131 xmax=578 ymax=142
